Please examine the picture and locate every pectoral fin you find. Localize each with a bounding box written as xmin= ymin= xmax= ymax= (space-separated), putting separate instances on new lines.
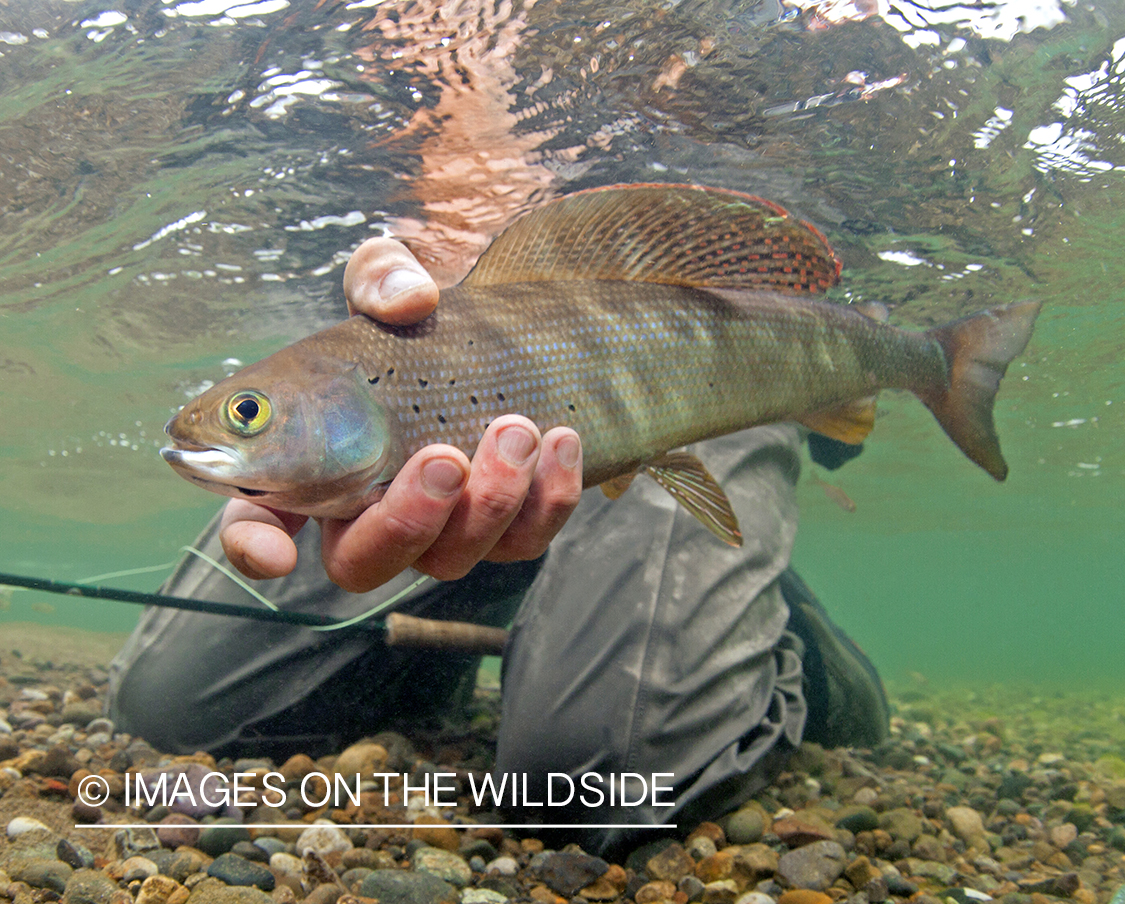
xmin=797 ymin=397 xmax=877 ymax=445
xmin=644 ymin=452 xmax=742 ymax=547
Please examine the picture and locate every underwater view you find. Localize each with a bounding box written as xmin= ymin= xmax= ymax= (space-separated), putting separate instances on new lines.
xmin=1 ymin=0 xmax=1123 ymax=900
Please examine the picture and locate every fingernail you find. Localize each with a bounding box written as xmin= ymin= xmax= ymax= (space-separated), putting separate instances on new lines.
xmin=421 ymin=458 xmax=465 ymax=497
xmin=555 ymin=434 xmax=581 ymax=470
xmin=497 ymin=425 xmax=537 ymax=465
xmin=379 ymin=267 xmax=429 ymax=301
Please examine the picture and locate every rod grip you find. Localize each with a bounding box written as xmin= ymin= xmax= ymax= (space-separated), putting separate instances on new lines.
xmin=384 ymin=612 xmax=509 ymax=656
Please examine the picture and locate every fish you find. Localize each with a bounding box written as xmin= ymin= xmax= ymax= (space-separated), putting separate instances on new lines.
xmin=161 ymin=183 xmax=1041 ymax=546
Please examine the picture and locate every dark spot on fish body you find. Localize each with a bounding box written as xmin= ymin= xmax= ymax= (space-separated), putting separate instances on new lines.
xmin=368 ymin=375 xmax=379 ymax=384
xmin=437 ymin=414 xmax=447 ymax=424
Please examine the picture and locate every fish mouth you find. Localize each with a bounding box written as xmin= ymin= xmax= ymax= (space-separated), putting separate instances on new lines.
xmin=160 ymin=445 xmax=269 ymax=499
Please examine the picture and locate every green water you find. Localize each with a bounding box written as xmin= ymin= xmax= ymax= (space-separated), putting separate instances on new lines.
xmin=0 ymin=0 xmax=1121 ymax=689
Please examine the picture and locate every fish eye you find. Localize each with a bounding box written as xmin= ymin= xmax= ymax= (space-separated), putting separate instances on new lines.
xmin=223 ymin=390 xmax=272 ymax=436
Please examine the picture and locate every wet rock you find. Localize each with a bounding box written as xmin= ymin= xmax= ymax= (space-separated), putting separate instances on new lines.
xmin=776 ymin=840 xmax=847 ymax=891
xmin=137 ymin=765 xmax=226 ymax=820
xmin=136 ymin=876 xmax=190 ymax=904
xmin=834 ymin=807 xmax=879 ymax=834
xmin=301 ymin=885 xmax=341 ymax=904
xmin=412 ymin=847 xmax=471 ymax=887
xmin=146 ymin=849 xmax=206 ymax=884
xmin=359 ymin=868 xmax=459 ymax=904
xmin=773 ymin=818 xmax=835 ymax=848
xmin=207 ymin=854 xmax=275 ymax=892
xmin=6 ymin=854 xmax=73 ymax=893
xmin=114 ymin=827 xmax=161 ymax=858
xmin=484 ymin=856 xmax=518 ymax=876
xmin=461 ymin=890 xmax=509 ymax=904
xmin=331 ymin=741 xmax=388 ymax=777
xmin=56 ymin=840 xmax=95 ymax=871
xmin=777 ymin=891 xmax=832 ymax=904
xmin=528 ymin=850 xmax=609 ymax=896
xmin=61 ymin=868 xmax=121 ymax=904
xmin=121 ymin=857 xmax=160 ymax=882
xmin=646 ymin=842 xmax=696 ymax=883
xmin=229 ymin=843 xmax=268 ymax=865
xmin=156 ymin=814 xmax=201 ymax=849
xmin=197 ymin=824 xmax=252 ymax=858
xmin=878 ymin=809 xmax=923 ymax=843
xmin=295 ymin=825 xmax=352 ymax=858
xmin=843 ymin=855 xmax=881 ymax=888
xmin=701 ymin=878 xmax=739 ymax=903
xmin=6 ymin=817 xmax=53 ymax=839
xmin=903 ymin=859 xmax=957 ymax=885
xmin=185 ymin=878 xmax=276 ymax=904
xmin=679 ymin=875 xmax=706 ymax=901
xmin=731 ymin=844 xmax=779 ymax=883
xmin=634 ymin=879 xmax=676 ymax=903
xmin=946 ymin=806 xmax=986 ymax=844
xmin=734 ymin=893 xmax=776 ymax=904
xmin=724 ymin=807 xmax=767 ymax=845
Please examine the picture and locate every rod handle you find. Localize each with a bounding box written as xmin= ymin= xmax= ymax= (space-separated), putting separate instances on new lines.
xmin=384 ymin=612 xmax=509 ymax=656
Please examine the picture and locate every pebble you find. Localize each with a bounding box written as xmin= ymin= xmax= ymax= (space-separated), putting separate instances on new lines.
xmin=61 ymin=867 xmax=122 ymax=904
xmin=724 ymin=807 xmax=767 ymax=844
xmin=734 ymin=894 xmax=776 ymax=904
xmin=645 ymin=842 xmax=696 ymax=882
xmin=531 ymin=850 xmax=611 ymax=896
xmin=460 ymin=890 xmax=509 ymax=903
xmin=121 ymin=856 xmax=160 ymax=882
xmin=6 ymin=816 xmax=52 ymax=839
xmin=359 ymin=868 xmax=459 ymax=904
xmin=775 ymin=840 xmax=847 ymax=891
xmin=182 ymin=879 xmax=275 ymax=904
xmin=484 ymin=856 xmax=519 ymax=876
xmin=6 ymin=854 xmax=73 ymax=893
xmin=945 ymin=806 xmax=986 ymax=843
xmin=197 ymin=824 xmax=252 ymax=858
xmin=412 ymin=846 xmax=472 ymax=887
xmin=331 ymin=740 xmax=388 ymax=776
xmin=295 ymin=825 xmax=352 ymax=857
xmin=57 ymin=839 xmax=95 ymax=870
xmin=156 ymin=814 xmax=202 ymax=849
xmin=206 ymin=853 xmax=276 ymax=891
xmin=135 ymin=875 xmax=190 ymax=904
xmin=114 ymin=827 xmax=161 ymax=858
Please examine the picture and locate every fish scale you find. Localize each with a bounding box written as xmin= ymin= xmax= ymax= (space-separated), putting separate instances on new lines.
xmin=162 ymin=184 xmax=1040 ymax=543
xmin=291 ymin=279 xmax=946 ymax=488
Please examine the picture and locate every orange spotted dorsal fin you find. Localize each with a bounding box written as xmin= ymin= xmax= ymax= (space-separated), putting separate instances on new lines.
xmin=797 ymin=397 xmax=877 ymax=445
xmin=462 ymin=183 xmax=841 ymax=295
xmin=643 ymin=452 xmax=742 ymax=547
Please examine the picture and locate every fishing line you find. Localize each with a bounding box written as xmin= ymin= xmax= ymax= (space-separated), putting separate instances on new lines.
xmin=178 ymin=546 xmax=432 ymax=631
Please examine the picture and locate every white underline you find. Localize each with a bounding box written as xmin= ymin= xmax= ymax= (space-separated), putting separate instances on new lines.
xmin=73 ymin=823 xmax=676 ymax=830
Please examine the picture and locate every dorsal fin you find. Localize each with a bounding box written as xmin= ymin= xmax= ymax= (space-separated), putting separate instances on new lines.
xmin=462 ymin=183 xmax=842 ymax=294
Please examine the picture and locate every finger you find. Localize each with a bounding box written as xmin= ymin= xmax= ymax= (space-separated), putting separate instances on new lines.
xmin=413 ymin=415 xmax=543 ymax=580
xmin=319 ymin=447 xmax=470 ymax=592
xmin=487 ymin=426 xmax=583 ymax=561
xmin=219 ymin=500 xmax=308 ymax=580
xmin=343 ymin=237 xmax=439 ymax=324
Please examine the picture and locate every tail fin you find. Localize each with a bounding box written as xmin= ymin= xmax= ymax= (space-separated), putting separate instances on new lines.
xmin=921 ymin=300 xmax=1041 ymax=481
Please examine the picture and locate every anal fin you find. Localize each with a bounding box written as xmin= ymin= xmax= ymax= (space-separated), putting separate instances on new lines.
xmin=600 ymin=473 xmax=636 ymax=499
xmin=644 ymin=452 xmax=742 ymax=547
xmin=797 ymin=397 xmax=877 ymax=445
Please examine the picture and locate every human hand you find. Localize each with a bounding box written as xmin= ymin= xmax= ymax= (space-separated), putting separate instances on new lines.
xmin=219 ymin=237 xmax=584 ymax=592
